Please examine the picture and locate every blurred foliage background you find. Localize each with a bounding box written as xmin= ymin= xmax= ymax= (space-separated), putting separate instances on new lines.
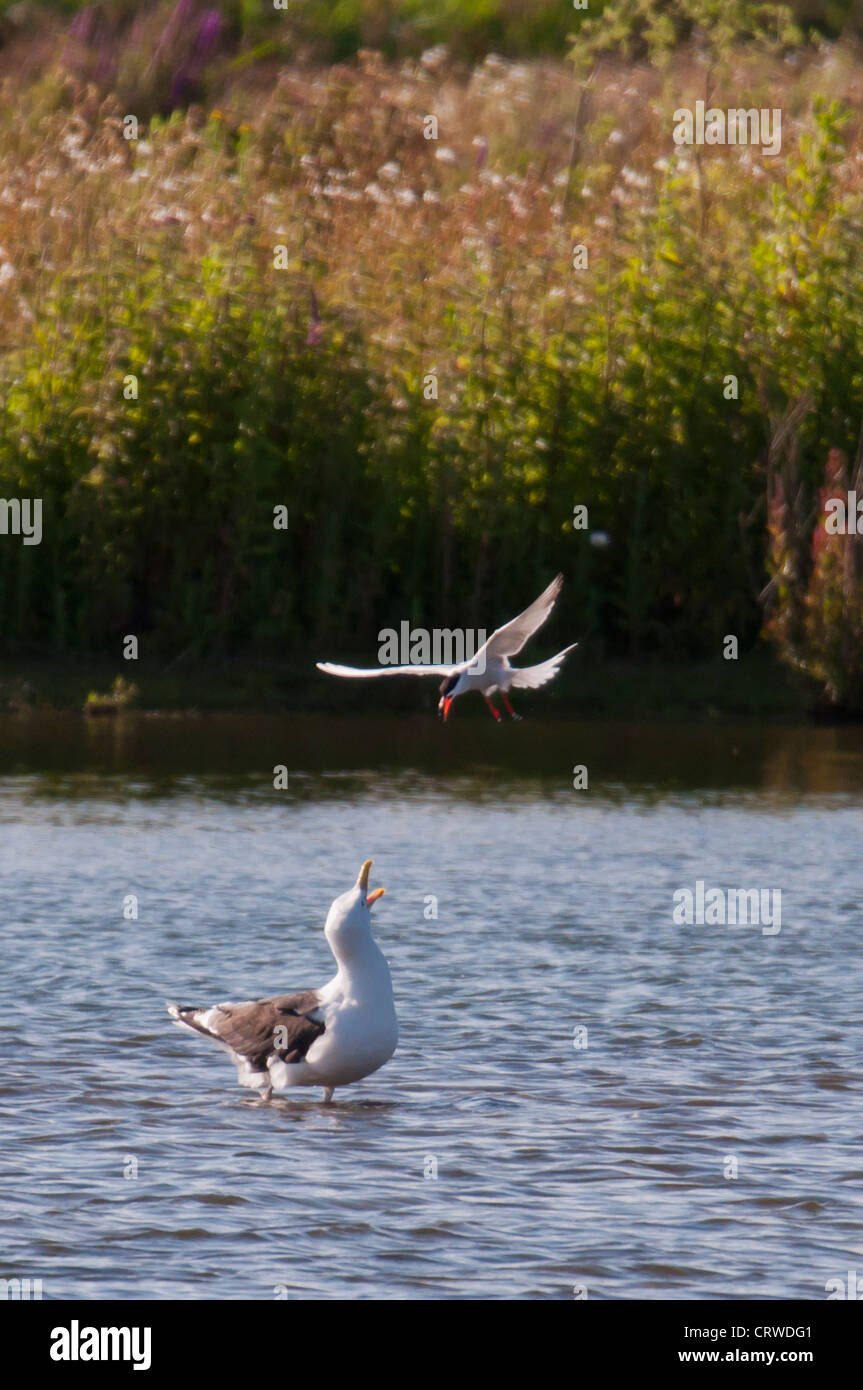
xmin=3 ymin=2 xmax=863 ymax=62
xmin=0 ymin=2 xmax=862 ymax=709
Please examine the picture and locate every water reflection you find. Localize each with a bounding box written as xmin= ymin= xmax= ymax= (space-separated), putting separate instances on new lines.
xmin=1 ymin=712 xmax=863 ymax=798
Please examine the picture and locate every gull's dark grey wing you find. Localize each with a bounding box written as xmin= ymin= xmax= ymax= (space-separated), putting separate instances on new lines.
xmin=169 ymin=991 xmax=324 ymax=1069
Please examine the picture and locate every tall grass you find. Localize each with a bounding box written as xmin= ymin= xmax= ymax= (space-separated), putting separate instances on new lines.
xmin=0 ymin=11 xmax=862 ymax=696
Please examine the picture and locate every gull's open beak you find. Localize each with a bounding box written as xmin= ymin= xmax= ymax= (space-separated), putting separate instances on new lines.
xmin=357 ymin=858 xmax=385 ymax=906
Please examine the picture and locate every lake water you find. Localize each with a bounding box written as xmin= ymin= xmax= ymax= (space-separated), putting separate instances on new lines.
xmin=1 ymin=713 xmax=862 ymax=1299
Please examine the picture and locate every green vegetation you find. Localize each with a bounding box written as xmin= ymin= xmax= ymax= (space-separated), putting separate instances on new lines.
xmin=0 ymin=2 xmax=862 ymax=712
xmin=0 ymin=651 xmax=807 ymax=718
xmin=3 ymin=2 xmax=863 ymax=67
xmin=83 ymin=673 xmax=138 ymax=714
xmin=766 ymin=444 xmax=863 ymax=713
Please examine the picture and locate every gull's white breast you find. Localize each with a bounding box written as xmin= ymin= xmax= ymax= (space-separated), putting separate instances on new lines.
xmin=269 ymin=955 xmax=398 ymax=1090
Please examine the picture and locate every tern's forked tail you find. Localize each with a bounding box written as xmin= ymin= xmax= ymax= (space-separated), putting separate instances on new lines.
xmin=510 ymin=643 xmax=578 ymax=689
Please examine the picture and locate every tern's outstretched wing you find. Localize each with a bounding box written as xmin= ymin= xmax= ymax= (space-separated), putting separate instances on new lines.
xmin=474 ymin=574 xmax=564 ymax=663
xmin=317 ymin=662 xmax=455 ymax=678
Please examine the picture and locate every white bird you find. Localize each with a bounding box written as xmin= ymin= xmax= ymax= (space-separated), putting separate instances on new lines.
xmin=167 ymin=860 xmax=397 ymax=1103
xmin=317 ymin=574 xmax=576 ymax=721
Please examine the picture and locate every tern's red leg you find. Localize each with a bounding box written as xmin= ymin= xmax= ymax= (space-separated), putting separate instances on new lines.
xmin=484 ymin=695 xmax=502 ymax=722
xmin=501 ymin=693 xmax=520 ymax=720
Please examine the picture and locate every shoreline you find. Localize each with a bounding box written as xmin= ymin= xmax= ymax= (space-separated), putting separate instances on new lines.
xmin=0 ymin=652 xmax=821 ymax=722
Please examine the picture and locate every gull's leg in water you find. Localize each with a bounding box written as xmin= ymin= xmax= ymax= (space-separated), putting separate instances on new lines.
xmin=259 ymin=1085 xmax=273 ymax=1101
xmin=483 ymin=695 xmax=502 ymax=722
xmin=322 ymin=1087 xmax=334 ymax=1103
xmin=501 ymin=693 xmax=521 ymax=720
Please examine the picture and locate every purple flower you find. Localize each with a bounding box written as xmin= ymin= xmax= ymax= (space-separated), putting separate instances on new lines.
xmin=154 ymin=0 xmax=196 ymax=66
xmin=195 ymin=10 xmax=223 ymax=59
xmin=68 ymin=7 xmax=97 ymax=43
xmin=170 ymin=63 xmax=191 ymax=108
xmin=174 ymin=0 xmax=196 ymax=26
xmin=306 ymin=291 xmax=323 ymax=348
xmin=167 ymin=6 xmax=224 ymax=109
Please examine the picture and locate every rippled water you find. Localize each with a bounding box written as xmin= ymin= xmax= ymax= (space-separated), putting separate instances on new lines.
xmin=1 ymin=714 xmax=862 ymax=1299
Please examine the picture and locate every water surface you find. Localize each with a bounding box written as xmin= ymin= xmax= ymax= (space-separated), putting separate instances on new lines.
xmin=1 ymin=714 xmax=861 ymax=1299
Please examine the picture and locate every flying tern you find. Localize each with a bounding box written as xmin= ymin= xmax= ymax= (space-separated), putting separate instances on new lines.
xmin=317 ymin=574 xmax=576 ymax=720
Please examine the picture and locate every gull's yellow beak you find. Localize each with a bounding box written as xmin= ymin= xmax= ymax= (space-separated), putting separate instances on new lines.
xmin=357 ymin=858 xmax=385 ymax=906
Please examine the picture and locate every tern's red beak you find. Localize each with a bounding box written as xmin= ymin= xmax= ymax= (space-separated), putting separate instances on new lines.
xmin=442 ymin=697 xmax=453 ymax=721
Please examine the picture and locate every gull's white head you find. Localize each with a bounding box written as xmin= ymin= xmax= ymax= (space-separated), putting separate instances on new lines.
xmin=324 ymin=859 xmax=386 ymax=961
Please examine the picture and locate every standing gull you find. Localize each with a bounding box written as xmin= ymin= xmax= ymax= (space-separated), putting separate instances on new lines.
xmin=167 ymin=860 xmax=397 ymax=1102
xmin=317 ymin=574 xmax=576 ymax=720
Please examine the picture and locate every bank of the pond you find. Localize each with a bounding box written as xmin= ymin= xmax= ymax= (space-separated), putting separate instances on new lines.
xmin=0 ymin=651 xmax=813 ymax=720
xmin=2 ymin=29 xmax=863 ymax=702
